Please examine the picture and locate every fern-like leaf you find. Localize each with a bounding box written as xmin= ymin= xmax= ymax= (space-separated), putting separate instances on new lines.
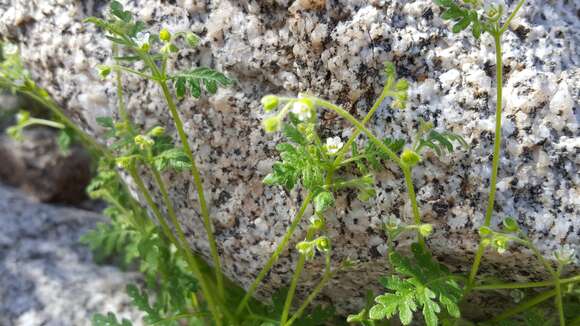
xmin=171 ymin=67 xmax=233 ymax=99
xmin=369 ymin=243 xmax=462 ymax=326
xmin=92 ymin=312 xmax=132 ymax=326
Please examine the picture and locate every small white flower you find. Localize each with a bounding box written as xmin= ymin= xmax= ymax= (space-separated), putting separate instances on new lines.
xmin=3 ymin=43 xmax=18 ymax=56
xmin=554 ymin=244 xmax=578 ymax=265
xmin=484 ymin=0 xmax=505 ymax=18
xmin=325 ymin=136 xmax=343 ymax=155
xmin=134 ymin=32 xmax=150 ymax=49
xmin=291 ymin=101 xmax=312 ymax=121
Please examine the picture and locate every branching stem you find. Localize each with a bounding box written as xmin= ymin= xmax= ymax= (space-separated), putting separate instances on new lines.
xmin=236 ymin=192 xmax=314 ymax=315
xmin=280 ymin=227 xmax=316 ymax=325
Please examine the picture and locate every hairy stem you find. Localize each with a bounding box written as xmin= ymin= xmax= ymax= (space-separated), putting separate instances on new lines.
xmin=236 ymin=192 xmax=314 ymax=315
xmin=402 ymin=165 xmax=425 ymax=247
xmin=280 ymin=228 xmax=316 ymax=325
xmin=285 ymin=253 xmax=334 ymax=326
xmin=500 ymin=0 xmax=527 ymax=34
xmin=491 ymin=289 xmax=556 ymax=323
xmin=313 ymin=99 xmax=402 ymax=167
xmin=467 ymin=31 xmax=503 ymax=289
xmin=554 ymin=268 xmax=566 ymax=326
xmin=155 ymin=68 xmax=224 ymax=299
xmin=313 ymin=99 xmax=425 ymax=241
xmin=327 ymin=86 xmax=391 ymax=183
xmin=473 ymin=275 xmax=580 ymax=290
xmin=136 ymin=52 xmax=224 ymax=298
xmin=148 ymin=162 xmax=228 ymax=323
xmin=128 ymin=163 xmax=222 ymax=325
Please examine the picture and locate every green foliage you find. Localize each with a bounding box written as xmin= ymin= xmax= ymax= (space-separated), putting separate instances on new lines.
xmin=435 ymin=0 xmax=484 ymax=38
xmin=259 ymin=288 xmax=336 ymax=326
xmin=0 ymin=42 xmax=28 ymax=83
xmin=92 ymin=312 xmax=132 ymax=326
xmin=413 ymin=119 xmax=468 ymax=157
xmin=81 ymin=221 xmax=138 ymax=264
xmin=314 ymin=191 xmax=334 ymax=213
xmin=171 ymin=67 xmax=234 ymax=99
xmin=365 ymin=244 xmax=462 ymax=326
xmin=353 ymin=137 xmax=405 ymax=171
xmin=84 ymin=158 xmax=201 ymax=325
xmin=152 ymin=148 xmax=192 ymax=172
xmin=262 ymin=121 xmax=328 ymax=192
xmin=86 ymin=1 xmax=231 ymax=101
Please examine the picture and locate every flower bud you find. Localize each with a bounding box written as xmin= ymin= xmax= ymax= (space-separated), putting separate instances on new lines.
xmin=395 ymin=79 xmax=409 ymax=92
xmin=186 ymin=33 xmax=200 ymax=47
xmin=149 ymin=126 xmax=165 ymax=137
xmin=134 ymin=135 xmax=154 ymax=150
xmin=309 ymin=215 xmax=325 ymax=230
xmin=262 ymin=116 xmax=281 ymax=133
xmin=116 ymin=156 xmax=133 ymax=169
xmin=419 ymin=224 xmax=433 ymax=237
xmin=261 ymin=95 xmax=279 ymax=112
xmin=16 ymin=111 xmax=30 ymax=124
xmin=97 ymin=65 xmax=111 ymax=79
xmin=502 ymin=217 xmax=519 ymax=233
xmin=159 ymin=28 xmax=171 ymax=42
xmin=296 ymin=241 xmax=314 ymax=259
xmin=400 ymin=149 xmax=421 ymax=167
xmin=314 ymin=191 xmax=334 ymax=213
xmin=6 ymin=126 xmax=22 ymax=140
xmin=315 ymin=236 xmax=331 ymax=252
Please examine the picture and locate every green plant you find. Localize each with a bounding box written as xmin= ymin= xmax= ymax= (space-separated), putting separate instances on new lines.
xmin=2 ymin=0 xmax=579 ymax=325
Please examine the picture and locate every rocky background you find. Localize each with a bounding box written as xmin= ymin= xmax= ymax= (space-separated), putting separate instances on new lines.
xmin=0 ymin=0 xmax=578 ymax=318
xmin=0 ymin=184 xmax=142 ymax=325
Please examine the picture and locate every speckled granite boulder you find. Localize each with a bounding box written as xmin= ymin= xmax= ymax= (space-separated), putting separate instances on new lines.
xmin=0 ymin=184 xmax=142 ymax=325
xmin=1 ymin=0 xmax=578 ymax=316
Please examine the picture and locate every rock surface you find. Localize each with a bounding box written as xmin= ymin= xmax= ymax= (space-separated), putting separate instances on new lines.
xmin=0 ymin=127 xmax=92 ymax=204
xmin=0 ymin=184 xmax=142 ymax=325
xmin=1 ymin=0 xmax=579 ymax=316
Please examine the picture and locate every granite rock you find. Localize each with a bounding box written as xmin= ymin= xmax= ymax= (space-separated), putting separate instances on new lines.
xmin=0 ymin=0 xmax=578 ymax=316
xmin=0 ymin=184 xmax=142 ymax=326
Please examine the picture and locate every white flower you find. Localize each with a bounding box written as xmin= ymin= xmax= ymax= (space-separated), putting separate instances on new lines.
xmin=134 ymin=32 xmax=150 ymax=49
xmin=291 ymin=101 xmax=312 ymax=121
xmin=484 ymin=0 xmax=505 ymax=19
xmin=325 ymin=136 xmax=343 ymax=155
xmin=3 ymin=43 xmax=18 ymax=56
xmin=554 ymin=244 xmax=578 ymax=265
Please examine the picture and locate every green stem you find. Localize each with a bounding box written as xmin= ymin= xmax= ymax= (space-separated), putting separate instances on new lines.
xmin=467 ymin=31 xmax=503 ymax=289
xmin=402 ymin=165 xmax=425 ymax=247
xmin=499 ymin=0 xmax=527 ymax=34
xmin=313 ymin=99 xmax=425 ymax=243
xmin=156 ymin=79 xmax=224 ymax=299
xmin=5 ymin=79 xmax=109 ymax=158
xmin=327 ymin=87 xmax=390 ymax=181
xmin=138 ymin=51 xmax=224 ymax=299
xmin=285 ymin=253 xmax=334 ymax=326
xmin=147 ymin=161 xmax=226 ymax=323
xmin=313 ymin=99 xmax=402 ymax=167
xmin=128 ymin=163 xmax=222 ymax=326
xmin=25 ymin=118 xmax=65 ymax=129
xmin=520 ymin=236 xmax=565 ymax=326
xmin=110 ymin=64 xmax=156 ymax=80
xmin=554 ymin=267 xmax=566 ymax=326
xmin=112 ymin=45 xmax=132 ymax=130
xmin=280 ymin=228 xmax=316 ymax=325
xmin=236 ymin=192 xmax=314 ymax=315
xmin=473 ymin=275 xmax=580 ymax=290
xmin=491 ymin=289 xmax=556 ymax=323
